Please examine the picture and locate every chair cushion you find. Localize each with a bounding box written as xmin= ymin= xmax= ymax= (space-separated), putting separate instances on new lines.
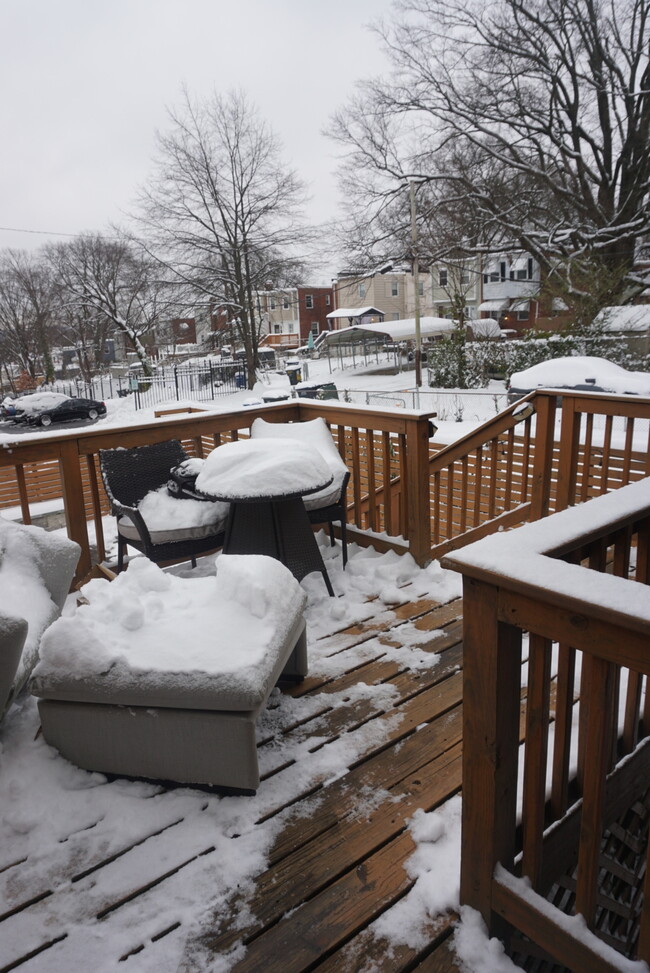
xmin=32 ymin=555 xmax=307 ymax=713
xmin=250 ymin=417 xmax=348 ymax=510
xmin=119 ymin=486 xmax=229 ymax=543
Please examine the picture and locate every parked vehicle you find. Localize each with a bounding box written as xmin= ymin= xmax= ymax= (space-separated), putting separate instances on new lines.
xmin=12 ymin=393 xmax=107 ymax=427
xmin=507 ymin=356 xmax=650 ymax=404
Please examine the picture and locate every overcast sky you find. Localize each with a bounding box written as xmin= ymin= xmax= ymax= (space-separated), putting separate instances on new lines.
xmin=0 ymin=0 xmax=394 ymax=274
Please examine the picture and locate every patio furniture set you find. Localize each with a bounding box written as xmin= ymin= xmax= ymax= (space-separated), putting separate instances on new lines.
xmin=4 ymin=417 xmax=350 ymax=794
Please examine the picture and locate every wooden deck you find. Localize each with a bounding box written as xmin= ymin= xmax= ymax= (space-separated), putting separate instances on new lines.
xmin=0 ymin=587 xmax=466 ymax=973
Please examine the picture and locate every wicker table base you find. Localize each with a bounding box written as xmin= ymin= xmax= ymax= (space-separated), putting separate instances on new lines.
xmin=223 ymin=497 xmax=334 ymax=596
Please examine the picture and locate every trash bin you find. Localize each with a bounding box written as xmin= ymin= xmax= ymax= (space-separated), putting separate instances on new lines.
xmin=235 ymin=372 xmax=247 ymax=389
xmin=296 ymin=382 xmax=338 ymax=400
xmin=286 ymin=364 xmax=302 ymax=386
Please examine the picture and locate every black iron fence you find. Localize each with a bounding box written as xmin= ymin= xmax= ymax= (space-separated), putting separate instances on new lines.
xmin=48 ymin=361 xmax=248 ymax=409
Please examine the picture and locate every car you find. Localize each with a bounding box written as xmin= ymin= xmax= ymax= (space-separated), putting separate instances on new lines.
xmin=507 ymin=356 xmax=650 ymax=404
xmin=12 ymin=392 xmax=107 ymax=427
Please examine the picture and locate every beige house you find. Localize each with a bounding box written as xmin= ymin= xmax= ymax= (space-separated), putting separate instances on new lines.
xmin=335 ymin=270 xmax=408 ymax=321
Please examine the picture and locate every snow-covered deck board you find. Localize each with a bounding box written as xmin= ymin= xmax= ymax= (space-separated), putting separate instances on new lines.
xmin=0 ymin=590 xmax=465 ymax=972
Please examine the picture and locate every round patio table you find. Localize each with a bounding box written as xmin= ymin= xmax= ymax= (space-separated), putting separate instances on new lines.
xmin=195 ymin=439 xmax=335 ymax=596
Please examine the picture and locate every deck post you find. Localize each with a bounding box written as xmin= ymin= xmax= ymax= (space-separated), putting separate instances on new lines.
xmin=404 ymin=413 xmax=432 ymax=566
xmin=530 ymin=392 xmax=557 ymax=520
xmin=460 ymin=576 xmax=521 ymax=932
xmin=59 ymin=441 xmax=91 ymax=583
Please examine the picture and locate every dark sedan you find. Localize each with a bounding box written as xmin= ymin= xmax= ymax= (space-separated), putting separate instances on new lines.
xmin=14 ymin=394 xmax=107 ymax=427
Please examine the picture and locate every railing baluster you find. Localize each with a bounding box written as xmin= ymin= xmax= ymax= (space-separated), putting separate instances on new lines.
xmin=503 ymin=428 xmax=514 ymax=509
xmin=488 ymin=439 xmax=498 ymax=519
xmin=550 ymin=643 xmax=577 ymax=819
xmin=622 ymin=416 xmax=635 ymax=483
xmin=580 ymin=413 xmax=594 ymax=501
xmin=381 ymin=431 xmax=393 ymax=536
xmin=473 ymin=447 xmax=483 ymax=526
xmin=446 ymin=463 xmax=455 ymax=539
xmin=522 ymin=633 xmax=552 ymax=890
xmin=575 ymin=654 xmax=614 ymax=929
xmin=365 ymin=429 xmax=376 ymax=532
xmin=600 ymin=415 xmax=613 ymax=494
xmin=460 ymin=455 xmax=468 ymax=534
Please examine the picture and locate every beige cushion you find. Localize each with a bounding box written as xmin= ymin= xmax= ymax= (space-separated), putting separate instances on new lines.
xmin=250 ymin=417 xmax=348 ymax=509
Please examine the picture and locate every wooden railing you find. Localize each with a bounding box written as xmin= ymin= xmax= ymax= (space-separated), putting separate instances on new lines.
xmin=428 ymin=390 xmax=650 ymax=559
xmin=443 ymin=479 xmax=650 ymax=971
xmin=2 ymin=390 xmax=649 ymax=584
xmin=0 ymin=399 xmax=436 ymax=584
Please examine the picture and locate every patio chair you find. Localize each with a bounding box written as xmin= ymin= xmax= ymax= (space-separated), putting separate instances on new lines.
xmin=250 ymin=417 xmax=350 ymax=567
xmin=100 ymin=439 xmax=228 ymax=572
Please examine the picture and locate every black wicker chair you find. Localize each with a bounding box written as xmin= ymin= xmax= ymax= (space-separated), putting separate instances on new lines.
xmin=99 ymin=440 xmax=227 ymax=572
xmin=250 ymin=417 xmax=350 ymax=567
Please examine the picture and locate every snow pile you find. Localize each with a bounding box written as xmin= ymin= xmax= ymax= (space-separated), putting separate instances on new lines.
xmin=33 ymin=555 xmax=305 ymax=700
xmin=373 ymin=796 xmax=462 ymax=950
xmin=195 ymin=438 xmax=332 ymax=499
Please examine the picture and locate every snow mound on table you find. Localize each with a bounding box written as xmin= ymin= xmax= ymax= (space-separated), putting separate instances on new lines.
xmin=34 ymin=555 xmax=306 ymax=695
xmin=195 ymin=439 xmax=331 ymax=500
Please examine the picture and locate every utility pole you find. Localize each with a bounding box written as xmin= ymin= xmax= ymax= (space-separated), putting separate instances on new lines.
xmin=410 ymin=180 xmax=422 ymax=402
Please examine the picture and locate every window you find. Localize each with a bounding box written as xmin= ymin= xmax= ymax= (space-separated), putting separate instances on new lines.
xmin=325 ymin=294 xmax=331 ymax=306
xmin=439 ymin=269 xmax=448 ymax=286
xmin=358 ymin=283 xmax=366 ymax=299
xmin=517 ymin=309 xmax=529 ymax=321
xmin=274 ymin=324 xmax=282 ymax=334
xmin=516 ymin=268 xmax=527 ymax=281
xmin=391 ymin=280 xmax=399 ymax=297
xmin=392 ymin=312 xmax=400 ymax=320
xmin=418 ymin=282 xmax=425 ymax=296
xmin=311 ymin=322 xmax=319 ymax=336
xmin=461 ymin=272 xmax=470 ymax=285
xmin=283 ymin=297 xmax=289 ymax=309
xmin=269 ymin=297 xmax=276 ymax=310
xmin=528 ymin=257 xmax=534 ymax=279
xmin=305 ymin=294 xmax=313 ymax=309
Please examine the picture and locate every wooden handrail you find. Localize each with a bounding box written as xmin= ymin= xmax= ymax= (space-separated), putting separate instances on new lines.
xmin=443 ymin=478 xmax=650 ymax=971
xmin=0 ymin=399 xmax=437 ymax=582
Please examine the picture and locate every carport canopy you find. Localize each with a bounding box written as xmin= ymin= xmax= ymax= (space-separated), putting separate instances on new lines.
xmin=323 ymin=316 xmax=457 ymax=345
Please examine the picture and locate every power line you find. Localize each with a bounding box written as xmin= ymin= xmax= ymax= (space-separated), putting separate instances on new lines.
xmin=0 ymin=225 xmax=83 ymax=238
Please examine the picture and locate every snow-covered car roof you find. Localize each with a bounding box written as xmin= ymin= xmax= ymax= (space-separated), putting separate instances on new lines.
xmin=13 ymin=392 xmax=71 ymax=415
xmin=509 ymin=356 xmax=650 ymax=396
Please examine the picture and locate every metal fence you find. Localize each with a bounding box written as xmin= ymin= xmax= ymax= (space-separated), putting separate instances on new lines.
xmin=49 ymin=361 xmax=248 ymax=410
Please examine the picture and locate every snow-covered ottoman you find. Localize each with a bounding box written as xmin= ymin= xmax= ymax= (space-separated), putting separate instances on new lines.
xmin=32 ymin=555 xmax=308 ymax=794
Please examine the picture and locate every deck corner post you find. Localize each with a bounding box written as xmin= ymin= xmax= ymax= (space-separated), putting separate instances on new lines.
xmin=405 ymin=413 xmax=433 ymax=566
xmin=460 ymin=576 xmax=521 ymax=934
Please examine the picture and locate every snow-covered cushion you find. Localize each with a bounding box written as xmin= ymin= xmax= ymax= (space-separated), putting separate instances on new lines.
xmin=119 ymin=486 xmax=229 ymax=542
xmin=250 ymin=417 xmax=348 ymax=509
xmin=33 ymin=555 xmax=307 ymax=712
xmin=0 ymin=518 xmax=79 ymax=717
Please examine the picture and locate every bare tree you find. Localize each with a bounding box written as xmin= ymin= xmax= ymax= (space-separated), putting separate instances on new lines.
xmin=332 ymin=0 xmax=650 ymax=305
xmin=47 ymin=234 xmax=165 ymax=375
xmin=0 ymin=250 xmax=55 ymax=384
xmin=136 ymin=89 xmax=310 ymax=387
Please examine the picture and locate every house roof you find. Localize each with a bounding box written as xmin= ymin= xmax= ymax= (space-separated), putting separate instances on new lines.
xmin=326 ymin=306 xmax=384 ymax=320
